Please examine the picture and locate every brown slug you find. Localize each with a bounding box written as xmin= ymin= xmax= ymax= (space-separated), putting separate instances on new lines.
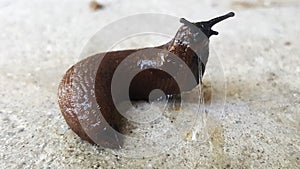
xmin=58 ymin=12 xmax=235 ymax=149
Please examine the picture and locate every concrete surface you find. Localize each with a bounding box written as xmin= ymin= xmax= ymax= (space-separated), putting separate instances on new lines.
xmin=0 ymin=0 xmax=299 ymax=168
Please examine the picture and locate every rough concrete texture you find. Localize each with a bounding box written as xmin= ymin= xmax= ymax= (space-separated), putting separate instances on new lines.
xmin=0 ymin=0 xmax=299 ymax=168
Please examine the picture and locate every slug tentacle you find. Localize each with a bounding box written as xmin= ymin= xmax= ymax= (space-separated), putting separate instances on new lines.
xmin=196 ymin=12 xmax=235 ymax=37
xmin=180 ymin=12 xmax=235 ymax=38
xmin=205 ymin=12 xmax=235 ymax=27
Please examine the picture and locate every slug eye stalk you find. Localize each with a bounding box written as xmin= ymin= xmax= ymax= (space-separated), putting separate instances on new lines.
xmin=180 ymin=12 xmax=235 ymax=37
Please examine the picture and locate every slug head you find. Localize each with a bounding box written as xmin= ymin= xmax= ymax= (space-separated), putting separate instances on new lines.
xmin=180 ymin=12 xmax=235 ymax=38
xmin=174 ymin=12 xmax=235 ymax=85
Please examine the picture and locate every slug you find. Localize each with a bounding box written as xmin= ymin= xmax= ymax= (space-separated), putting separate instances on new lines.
xmin=58 ymin=12 xmax=235 ymax=149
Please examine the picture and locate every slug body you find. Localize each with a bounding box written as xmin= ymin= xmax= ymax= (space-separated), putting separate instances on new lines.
xmin=58 ymin=12 xmax=235 ymax=148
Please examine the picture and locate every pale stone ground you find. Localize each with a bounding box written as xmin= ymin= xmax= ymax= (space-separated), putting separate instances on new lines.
xmin=0 ymin=0 xmax=299 ymax=168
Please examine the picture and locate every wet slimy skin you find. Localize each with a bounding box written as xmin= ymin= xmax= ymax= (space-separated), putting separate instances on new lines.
xmin=58 ymin=12 xmax=235 ymax=149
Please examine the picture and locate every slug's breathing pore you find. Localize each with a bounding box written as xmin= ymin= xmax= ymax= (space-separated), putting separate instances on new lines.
xmin=58 ymin=12 xmax=235 ymax=149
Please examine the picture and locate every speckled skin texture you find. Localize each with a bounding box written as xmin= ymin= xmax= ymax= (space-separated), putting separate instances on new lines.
xmin=0 ymin=0 xmax=300 ymax=168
